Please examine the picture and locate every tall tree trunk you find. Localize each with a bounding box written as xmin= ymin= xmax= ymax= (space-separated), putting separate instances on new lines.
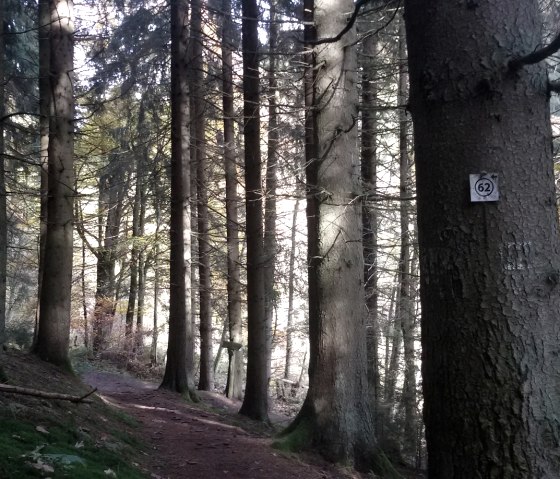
xmin=405 ymin=1 xmax=560 ymax=475
xmin=0 ymin=0 xmax=6 ymax=359
xmin=191 ymin=0 xmax=213 ymax=392
xmin=396 ymin=18 xmax=417 ymax=462
xmin=125 ymin=164 xmax=141 ymax=343
xmin=284 ymin=199 xmax=299 ymax=380
xmin=222 ymin=0 xmax=243 ymax=401
xmin=282 ymin=0 xmax=379 ymax=470
xmin=34 ymin=0 xmax=75 ymax=368
xmin=136 ymin=163 xmax=147 ymax=351
xmin=263 ymin=0 xmax=279 ymax=391
xmin=360 ymin=16 xmax=381 ymax=421
xmin=35 ymin=0 xmax=50 ymax=344
xmin=150 ymin=196 xmax=162 ymax=366
xmin=238 ymin=0 xmax=269 ymax=422
xmin=160 ymin=0 xmax=196 ymax=398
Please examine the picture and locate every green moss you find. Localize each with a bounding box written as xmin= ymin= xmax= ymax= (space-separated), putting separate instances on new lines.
xmin=272 ymin=418 xmax=313 ymax=453
xmin=0 ymin=418 xmax=146 ymax=478
xmin=369 ymin=449 xmax=403 ymax=479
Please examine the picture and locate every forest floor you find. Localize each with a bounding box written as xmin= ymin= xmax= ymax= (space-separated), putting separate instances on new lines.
xmin=0 ymin=350 xmax=424 ymax=479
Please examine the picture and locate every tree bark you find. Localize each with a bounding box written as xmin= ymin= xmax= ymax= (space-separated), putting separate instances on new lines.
xmin=283 ymin=0 xmax=378 ymax=469
xmin=33 ymin=0 xmax=75 ymax=368
xmin=263 ymin=0 xmax=279 ymax=394
xmin=160 ymin=0 xmax=196 ymax=398
xmin=396 ymin=19 xmax=417 ymax=461
xmin=284 ymin=199 xmax=299 ymax=380
xmin=190 ymin=0 xmax=213 ymax=392
xmin=222 ymin=0 xmax=243 ymax=401
xmin=238 ymin=0 xmax=269 ymax=422
xmin=360 ymin=14 xmax=381 ymax=421
xmin=405 ymin=0 xmax=560 ymax=476
xmin=0 ymin=0 xmax=6 ymax=356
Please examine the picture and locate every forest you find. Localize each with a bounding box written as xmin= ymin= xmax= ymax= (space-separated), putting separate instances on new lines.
xmin=1 ymin=0 xmax=560 ymax=477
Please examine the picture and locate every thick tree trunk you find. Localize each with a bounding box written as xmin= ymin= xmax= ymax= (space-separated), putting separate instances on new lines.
xmin=160 ymin=0 xmax=196 ymax=398
xmin=405 ymin=1 xmax=560 ymax=476
xmin=238 ymin=0 xmax=269 ymax=422
xmin=222 ymin=0 xmax=243 ymax=401
xmin=283 ymin=0 xmax=378 ymax=470
xmin=33 ymin=0 xmax=75 ymax=368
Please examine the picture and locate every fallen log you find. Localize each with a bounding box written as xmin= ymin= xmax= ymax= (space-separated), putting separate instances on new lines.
xmin=0 ymin=384 xmax=97 ymax=403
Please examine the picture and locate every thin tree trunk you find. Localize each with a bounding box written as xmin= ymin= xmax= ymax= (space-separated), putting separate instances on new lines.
xmin=360 ymin=15 xmax=381 ymax=421
xmin=284 ymin=199 xmax=299 ymax=380
xmin=263 ymin=0 xmax=279 ymax=391
xmin=396 ymin=18 xmax=417 ymax=461
xmin=35 ymin=0 xmax=50 ymax=345
xmin=222 ymin=0 xmax=243 ymax=401
xmin=81 ymin=231 xmax=88 ymax=349
xmin=238 ymin=0 xmax=269 ymax=422
xmin=0 ymin=0 xmax=5 ymax=356
xmin=190 ymin=0 xmax=213 ymax=391
xmin=34 ymin=0 xmax=75 ymax=368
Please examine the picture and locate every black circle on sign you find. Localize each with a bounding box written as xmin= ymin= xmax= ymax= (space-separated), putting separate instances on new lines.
xmin=475 ymin=178 xmax=494 ymax=197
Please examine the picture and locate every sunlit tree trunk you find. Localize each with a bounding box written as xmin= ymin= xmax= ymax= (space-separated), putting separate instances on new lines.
xmin=34 ymin=0 xmax=75 ymax=368
xmin=284 ymin=199 xmax=299 ymax=380
xmin=222 ymin=0 xmax=243 ymax=401
xmin=405 ymin=0 xmax=560 ymax=475
xmin=283 ymin=0 xmax=380 ymax=470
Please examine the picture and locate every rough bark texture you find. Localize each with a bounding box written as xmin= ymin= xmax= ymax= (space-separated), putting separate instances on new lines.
xmin=405 ymin=1 xmax=560 ymax=476
xmin=222 ymin=0 xmax=243 ymax=401
xmin=33 ymin=0 xmax=75 ymax=368
xmin=284 ymin=0 xmax=377 ymax=469
xmin=238 ymin=0 xmax=269 ymax=422
xmin=160 ymin=0 xmax=195 ymax=398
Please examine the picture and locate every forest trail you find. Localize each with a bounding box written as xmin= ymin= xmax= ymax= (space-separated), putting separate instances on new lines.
xmin=82 ymin=371 xmax=355 ymax=479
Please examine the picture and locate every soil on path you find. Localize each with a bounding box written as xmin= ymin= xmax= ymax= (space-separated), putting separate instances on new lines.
xmin=82 ymin=371 xmax=359 ymax=479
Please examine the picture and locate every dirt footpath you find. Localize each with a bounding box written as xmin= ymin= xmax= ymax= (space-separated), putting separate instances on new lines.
xmin=82 ymin=371 xmax=357 ymax=479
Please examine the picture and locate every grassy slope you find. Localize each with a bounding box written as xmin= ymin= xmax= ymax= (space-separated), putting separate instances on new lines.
xmin=0 ymin=351 xmax=146 ymax=478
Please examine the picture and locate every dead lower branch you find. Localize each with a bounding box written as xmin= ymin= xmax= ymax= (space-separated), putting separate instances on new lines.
xmin=0 ymin=384 xmax=97 ymax=403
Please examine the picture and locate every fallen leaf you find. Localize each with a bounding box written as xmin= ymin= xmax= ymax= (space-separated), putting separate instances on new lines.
xmin=36 ymin=426 xmax=49 ymax=435
xmin=104 ymin=468 xmax=117 ymax=477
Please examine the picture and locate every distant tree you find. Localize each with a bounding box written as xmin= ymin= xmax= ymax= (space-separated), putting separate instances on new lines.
xmin=33 ymin=0 xmax=75 ymax=368
xmin=160 ymin=0 xmax=196 ymax=398
xmin=190 ymin=0 xmax=213 ymax=392
xmin=238 ymin=0 xmax=269 ymax=422
xmin=405 ymin=0 xmax=560 ymax=475
xmin=221 ymin=0 xmax=243 ymax=401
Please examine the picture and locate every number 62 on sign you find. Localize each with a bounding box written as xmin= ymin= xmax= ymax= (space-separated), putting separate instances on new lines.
xmin=469 ymin=173 xmax=499 ymax=202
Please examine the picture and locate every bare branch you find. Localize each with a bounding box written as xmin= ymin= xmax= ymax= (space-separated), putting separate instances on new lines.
xmin=0 ymin=384 xmax=97 ymax=403
xmin=509 ymin=31 xmax=560 ymax=71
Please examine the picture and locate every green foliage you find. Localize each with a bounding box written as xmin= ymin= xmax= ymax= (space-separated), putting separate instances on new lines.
xmin=0 ymin=418 xmax=146 ymax=478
